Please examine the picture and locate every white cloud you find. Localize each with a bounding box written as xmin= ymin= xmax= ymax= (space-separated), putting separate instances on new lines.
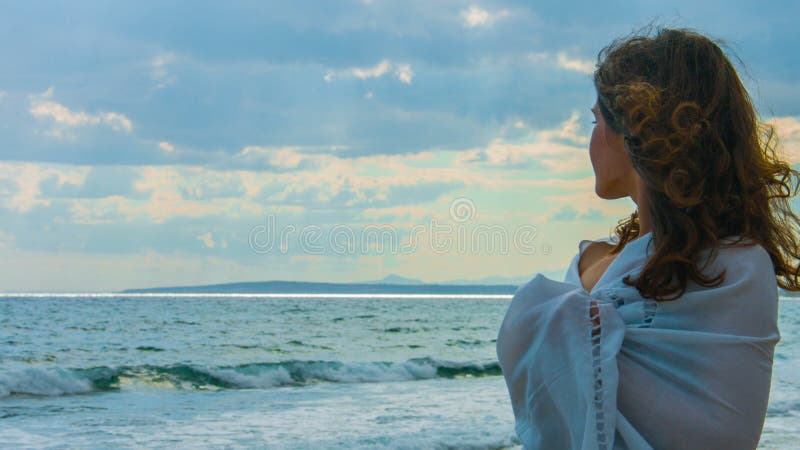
xmin=364 ymin=91 xmax=374 ymax=99
xmin=768 ymin=116 xmax=800 ymax=164
xmin=151 ymin=53 xmax=177 ymax=89
xmin=101 ymin=112 xmax=133 ymax=132
xmin=238 ymin=146 xmax=307 ymax=169
xmin=197 ymin=232 xmax=215 ymax=249
xmin=555 ymin=51 xmax=595 ymax=75
xmin=159 ymin=141 xmax=176 ymax=152
xmin=0 ymin=145 xmax=595 ymax=228
xmin=525 ymin=51 xmax=595 ymax=75
xmin=68 ymin=195 xmax=127 ymax=225
xmin=28 ymin=87 xmax=134 ymax=137
xmin=461 ymin=5 xmax=509 ymax=28
xmin=536 ymin=111 xmax=589 ymax=145
xmin=458 ymin=112 xmax=591 ymax=172
xmin=181 ymin=230 xmax=226 ymax=250
xmin=29 ymin=87 xmax=97 ymax=127
xmin=0 ymin=90 xmax=7 ymax=102
xmin=457 ymin=139 xmax=588 ymax=172
xmin=352 ymin=59 xmax=392 ymax=79
xmin=324 ymin=59 xmax=414 ymax=84
xmin=128 ymin=167 xmax=245 ymax=223
xmin=394 ymin=63 xmax=414 ymax=84
xmin=535 ymin=190 xmax=633 ymax=224
xmin=0 ymin=162 xmax=87 ymax=213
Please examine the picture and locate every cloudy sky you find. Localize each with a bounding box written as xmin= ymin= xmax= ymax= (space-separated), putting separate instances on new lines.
xmin=0 ymin=1 xmax=798 ymax=291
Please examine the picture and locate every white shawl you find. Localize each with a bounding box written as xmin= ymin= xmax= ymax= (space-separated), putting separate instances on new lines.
xmin=496 ymin=231 xmax=780 ymax=449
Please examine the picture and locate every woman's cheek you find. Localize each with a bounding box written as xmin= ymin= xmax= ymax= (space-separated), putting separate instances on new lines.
xmin=589 ymin=128 xmax=600 ymax=168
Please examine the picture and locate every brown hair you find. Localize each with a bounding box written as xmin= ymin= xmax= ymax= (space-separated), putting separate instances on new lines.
xmin=594 ymin=26 xmax=800 ymax=301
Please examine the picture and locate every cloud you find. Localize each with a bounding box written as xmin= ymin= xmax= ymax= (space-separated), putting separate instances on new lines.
xmin=194 ymin=232 xmax=228 ymax=250
xmin=101 ymin=112 xmax=134 ymax=132
xmin=197 ymin=231 xmax=215 ymax=248
xmin=457 ymin=112 xmax=591 ymax=172
xmin=768 ymin=115 xmax=800 ymax=164
xmin=456 ymin=141 xmax=588 ymax=171
xmin=40 ymin=166 xmax=141 ymax=199
xmin=128 ymin=166 xmax=247 ymax=223
xmin=555 ymin=51 xmax=595 ymax=75
xmin=535 ymin=189 xmax=634 ymax=225
xmin=525 ymin=51 xmax=595 ymax=75
xmin=352 ymin=59 xmax=392 ymax=79
xmin=28 ymin=87 xmax=134 ymax=137
xmin=151 ymin=53 xmax=177 ymax=89
xmin=180 ymin=172 xmax=246 ymax=200
xmin=460 ymin=5 xmax=509 ymax=28
xmin=0 ymin=153 xmax=458 ymax=224
xmin=1 ymin=142 xmax=601 ymax=229
xmin=0 ymin=163 xmax=86 ymax=213
xmin=324 ymin=59 xmax=414 ymax=84
xmin=29 ymin=88 xmax=95 ymax=127
xmin=159 ymin=141 xmax=176 ymax=152
xmin=535 ymin=111 xmax=589 ymax=145
xmin=548 ymin=205 xmax=604 ymax=222
xmin=68 ymin=195 xmax=129 ymax=225
xmin=237 ymin=146 xmax=316 ymax=171
xmin=0 ymin=90 xmax=6 ymax=102
xmin=394 ymin=63 xmax=414 ymax=84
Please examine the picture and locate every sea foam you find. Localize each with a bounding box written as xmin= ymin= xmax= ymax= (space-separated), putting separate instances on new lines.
xmin=0 ymin=357 xmax=501 ymax=397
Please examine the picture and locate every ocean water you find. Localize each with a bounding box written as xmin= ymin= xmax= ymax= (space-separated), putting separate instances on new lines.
xmin=0 ymin=294 xmax=797 ymax=449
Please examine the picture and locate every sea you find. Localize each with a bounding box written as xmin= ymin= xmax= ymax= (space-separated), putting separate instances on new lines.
xmin=1 ymin=293 xmax=798 ymax=449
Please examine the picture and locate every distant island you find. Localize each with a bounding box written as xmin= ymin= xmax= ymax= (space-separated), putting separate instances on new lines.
xmin=121 ymin=271 xmax=571 ymax=295
xmin=123 ymin=271 xmax=800 ymax=298
xmin=123 ymin=280 xmax=518 ymax=295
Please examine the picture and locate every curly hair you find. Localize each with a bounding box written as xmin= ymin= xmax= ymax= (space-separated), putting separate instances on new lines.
xmin=593 ymin=26 xmax=800 ymax=301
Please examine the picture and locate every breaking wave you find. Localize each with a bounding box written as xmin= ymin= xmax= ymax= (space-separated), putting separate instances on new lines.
xmin=0 ymin=357 xmax=501 ymax=397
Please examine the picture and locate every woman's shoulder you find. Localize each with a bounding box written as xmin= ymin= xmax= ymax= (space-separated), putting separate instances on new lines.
xmin=667 ymin=237 xmax=779 ymax=335
xmin=562 ymin=234 xmax=618 ymax=285
xmin=579 ymin=234 xmax=618 ymax=252
xmin=700 ymin=236 xmax=774 ymax=281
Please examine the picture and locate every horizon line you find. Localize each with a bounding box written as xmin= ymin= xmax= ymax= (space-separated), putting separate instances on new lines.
xmin=0 ymin=292 xmax=514 ymax=299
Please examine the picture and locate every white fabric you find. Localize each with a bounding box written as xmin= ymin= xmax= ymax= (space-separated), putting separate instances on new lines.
xmin=496 ymin=231 xmax=780 ymax=449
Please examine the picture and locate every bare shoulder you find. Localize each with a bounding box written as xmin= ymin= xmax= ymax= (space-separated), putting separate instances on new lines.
xmin=578 ymin=240 xmax=616 ymax=274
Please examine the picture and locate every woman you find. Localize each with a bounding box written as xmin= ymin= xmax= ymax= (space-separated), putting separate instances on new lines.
xmin=496 ymin=27 xmax=800 ymax=449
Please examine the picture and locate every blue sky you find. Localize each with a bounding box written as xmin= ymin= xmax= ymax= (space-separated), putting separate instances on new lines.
xmin=0 ymin=1 xmax=798 ymax=291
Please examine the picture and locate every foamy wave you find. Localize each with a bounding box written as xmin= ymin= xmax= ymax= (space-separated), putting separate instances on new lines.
xmin=0 ymin=366 xmax=96 ymax=397
xmin=0 ymin=358 xmax=501 ymax=397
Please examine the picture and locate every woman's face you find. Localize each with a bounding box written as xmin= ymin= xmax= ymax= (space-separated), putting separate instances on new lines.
xmin=589 ymin=102 xmax=637 ymax=200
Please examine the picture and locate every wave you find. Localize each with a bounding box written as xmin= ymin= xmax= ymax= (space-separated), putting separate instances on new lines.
xmin=0 ymin=357 xmax=501 ymax=397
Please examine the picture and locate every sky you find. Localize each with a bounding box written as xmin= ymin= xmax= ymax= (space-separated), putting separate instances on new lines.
xmin=0 ymin=0 xmax=798 ymax=291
